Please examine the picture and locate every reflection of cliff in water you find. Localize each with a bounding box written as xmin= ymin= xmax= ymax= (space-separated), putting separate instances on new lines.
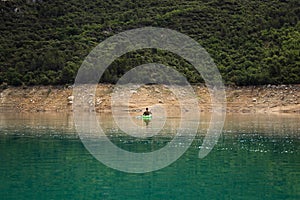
xmin=0 ymin=113 xmax=299 ymax=137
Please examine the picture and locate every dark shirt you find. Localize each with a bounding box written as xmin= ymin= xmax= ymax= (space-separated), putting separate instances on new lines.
xmin=143 ymin=111 xmax=151 ymax=115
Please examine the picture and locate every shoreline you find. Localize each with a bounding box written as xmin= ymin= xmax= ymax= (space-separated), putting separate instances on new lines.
xmin=0 ymin=84 xmax=299 ymax=114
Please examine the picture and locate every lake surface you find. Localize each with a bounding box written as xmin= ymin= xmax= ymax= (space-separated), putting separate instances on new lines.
xmin=0 ymin=113 xmax=299 ymax=199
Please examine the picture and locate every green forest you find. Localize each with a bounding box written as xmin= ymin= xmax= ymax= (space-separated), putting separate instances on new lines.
xmin=0 ymin=0 xmax=299 ymax=86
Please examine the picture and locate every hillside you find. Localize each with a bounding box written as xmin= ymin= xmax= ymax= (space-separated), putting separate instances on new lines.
xmin=0 ymin=0 xmax=299 ymax=86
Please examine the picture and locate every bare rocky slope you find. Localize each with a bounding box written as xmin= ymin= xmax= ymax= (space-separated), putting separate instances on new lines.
xmin=0 ymin=84 xmax=299 ymax=114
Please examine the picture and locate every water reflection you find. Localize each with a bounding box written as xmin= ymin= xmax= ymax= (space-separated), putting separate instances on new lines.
xmin=1 ymin=112 xmax=299 ymax=156
xmin=0 ymin=113 xmax=75 ymax=137
xmin=0 ymin=112 xmax=299 ymax=137
xmin=144 ymin=119 xmax=150 ymax=126
xmin=224 ymin=113 xmax=300 ymax=136
xmin=0 ymin=113 xmax=299 ymax=199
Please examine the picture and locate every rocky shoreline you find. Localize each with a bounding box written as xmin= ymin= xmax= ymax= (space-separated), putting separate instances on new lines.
xmin=0 ymin=84 xmax=299 ymax=114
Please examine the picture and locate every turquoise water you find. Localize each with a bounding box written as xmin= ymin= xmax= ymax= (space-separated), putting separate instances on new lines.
xmin=0 ymin=114 xmax=299 ymax=199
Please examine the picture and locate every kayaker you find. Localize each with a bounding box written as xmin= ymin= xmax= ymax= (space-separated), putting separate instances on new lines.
xmin=143 ymin=108 xmax=152 ymax=116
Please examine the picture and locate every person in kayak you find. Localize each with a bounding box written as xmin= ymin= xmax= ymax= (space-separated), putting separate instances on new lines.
xmin=143 ymin=108 xmax=152 ymax=116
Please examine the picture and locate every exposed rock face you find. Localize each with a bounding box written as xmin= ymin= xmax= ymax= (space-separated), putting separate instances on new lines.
xmin=0 ymin=84 xmax=299 ymax=113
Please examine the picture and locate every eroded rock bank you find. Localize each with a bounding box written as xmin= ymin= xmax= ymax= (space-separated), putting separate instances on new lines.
xmin=0 ymin=84 xmax=299 ymax=114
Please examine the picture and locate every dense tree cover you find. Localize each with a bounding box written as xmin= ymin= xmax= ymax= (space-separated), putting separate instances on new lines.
xmin=0 ymin=0 xmax=299 ymax=86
